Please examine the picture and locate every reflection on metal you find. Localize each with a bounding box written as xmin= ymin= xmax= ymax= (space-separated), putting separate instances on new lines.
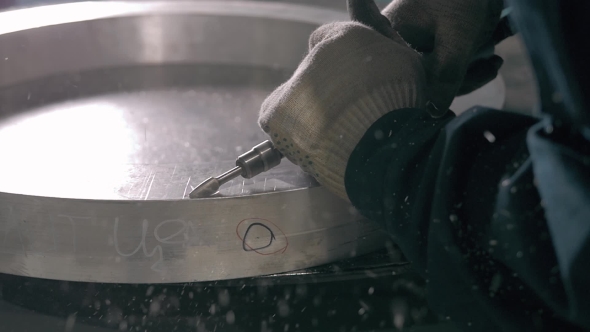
xmin=0 ymin=2 xmax=504 ymax=283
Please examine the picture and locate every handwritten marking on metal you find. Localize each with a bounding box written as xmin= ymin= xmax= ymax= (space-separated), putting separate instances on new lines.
xmin=113 ymin=218 xmax=206 ymax=272
xmin=236 ymin=218 xmax=288 ymax=255
xmin=243 ymin=223 xmax=275 ymax=251
xmin=3 ymin=210 xmax=291 ymax=272
xmin=113 ymin=218 xmax=165 ymax=272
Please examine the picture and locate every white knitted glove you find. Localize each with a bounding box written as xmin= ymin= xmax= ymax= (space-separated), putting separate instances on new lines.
xmin=382 ymin=0 xmax=504 ymax=114
xmin=258 ymin=22 xmax=426 ymax=200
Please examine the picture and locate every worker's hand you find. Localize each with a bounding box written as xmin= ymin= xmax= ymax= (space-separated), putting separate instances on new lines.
xmin=258 ymin=22 xmax=426 ymax=200
xmin=382 ymin=0 xmax=506 ymax=115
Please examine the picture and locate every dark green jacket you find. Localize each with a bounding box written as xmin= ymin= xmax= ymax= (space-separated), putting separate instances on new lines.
xmin=345 ymin=1 xmax=590 ymax=330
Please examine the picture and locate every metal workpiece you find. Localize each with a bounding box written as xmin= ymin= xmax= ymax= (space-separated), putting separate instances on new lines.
xmin=0 ymin=2 xmax=504 ymax=283
xmin=0 ymin=1 xmax=386 ymax=283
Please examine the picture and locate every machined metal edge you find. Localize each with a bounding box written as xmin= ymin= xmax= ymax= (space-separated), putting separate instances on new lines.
xmin=0 ymin=188 xmax=388 ymax=283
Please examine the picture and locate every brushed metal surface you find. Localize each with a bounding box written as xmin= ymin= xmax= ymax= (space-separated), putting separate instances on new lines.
xmin=0 ymin=1 xmax=504 ymax=283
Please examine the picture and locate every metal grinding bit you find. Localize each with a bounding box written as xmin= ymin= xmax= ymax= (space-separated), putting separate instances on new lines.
xmin=189 ymin=140 xmax=283 ymax=198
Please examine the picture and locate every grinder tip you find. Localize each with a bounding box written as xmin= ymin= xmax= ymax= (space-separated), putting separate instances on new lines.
xmin=188 ymin=177 xmax=221 ymax=199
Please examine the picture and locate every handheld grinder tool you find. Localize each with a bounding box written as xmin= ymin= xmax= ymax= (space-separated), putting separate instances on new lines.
xmin=188 ymin=140 xmax=283 ymax=198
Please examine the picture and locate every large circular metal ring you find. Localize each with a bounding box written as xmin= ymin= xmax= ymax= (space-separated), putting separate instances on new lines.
xmin=0 ymin=1 xmax=504 ymax=283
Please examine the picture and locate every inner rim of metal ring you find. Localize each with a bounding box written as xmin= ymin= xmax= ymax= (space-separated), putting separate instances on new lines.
xmin=0 ymin=1 xmax=350 ymax=200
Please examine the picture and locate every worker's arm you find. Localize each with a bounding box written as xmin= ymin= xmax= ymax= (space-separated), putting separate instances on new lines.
xmin=259 ymin=21 xmax=428 ymax=199
xmin=258 ymin=0 xmax=505 ymax=198
xmin=346 ymin=107 xmax=590 ymax=331
xmin=258 ymin=0 xmax=590 ymax=329
xmin=380 ymin=0 xmax=506 ymax=114
xmin=257 ymin=1 xmax=549 ymax=330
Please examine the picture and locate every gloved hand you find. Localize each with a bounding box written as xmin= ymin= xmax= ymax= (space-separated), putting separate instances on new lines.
xmin=382 ymin=0 xmax=506 ymax=115
xmin=259 ymin=22 xmax=426 ymax=199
